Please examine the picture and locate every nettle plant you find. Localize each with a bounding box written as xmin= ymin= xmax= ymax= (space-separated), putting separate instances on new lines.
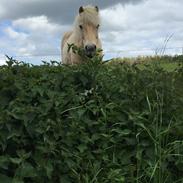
xmin=0 ymin=55 xmax=183 ymax=183
xmin=67 ymin=43 xmax=103 ymax=63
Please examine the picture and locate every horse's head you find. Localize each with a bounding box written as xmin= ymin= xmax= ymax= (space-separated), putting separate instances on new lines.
xmin=76 ymin=6 xmax=101 ymax=58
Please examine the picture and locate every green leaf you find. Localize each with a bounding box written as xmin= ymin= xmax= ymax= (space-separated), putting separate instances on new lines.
xmin=46 ymin=161 xmax=53 ymax=179
xmin=60 ymin=176 xmax=72 ymax=183
xmin=12 ymin=179 xmax=24 ymax=183
xmin=17 ymin=150 xmax=31 ymax=160
xmin=10 ymin=157 xmax=22 ymax=165
xmin=0 ymin=174 xmax=12 ymax=183
xmin=16 ymin=162 xmax=37 ymax=178
xmin=0 ymin=156 xmax=9 ymax=169
xmin=111 ymin=129 xmax=131 ymax=136
xmin=77 ymin=144 xmax=87 ymax=153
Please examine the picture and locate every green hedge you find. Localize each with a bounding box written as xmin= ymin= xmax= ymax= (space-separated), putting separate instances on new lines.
xmin=0 ymin=57 xmax=183 ymax=183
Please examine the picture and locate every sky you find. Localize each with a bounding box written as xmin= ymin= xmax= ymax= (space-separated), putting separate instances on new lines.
xmin=0 ymin=0 xmax=183 ymax=65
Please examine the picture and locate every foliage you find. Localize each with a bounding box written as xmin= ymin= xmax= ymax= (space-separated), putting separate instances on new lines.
xmin=0 ymin=55 xmax=183 ymax=183
xmin=110 ymin=55 xmax=183 ymax=63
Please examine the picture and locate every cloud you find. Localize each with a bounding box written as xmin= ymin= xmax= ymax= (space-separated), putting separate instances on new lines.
xmin=0 ymin=4 xmax=5 ymax=17
xmin=100 ymin=0 xmax=183 ymax=57
xmin=12 ymin=16 xmax=62 ymax=35
xmin=1 ymin=16 xmax=71 ymax=59
xmin=0 ymin=54 xmax=6 ymax=65
xmin=4 ymin=27 xmax=28 ymax=40
xmin=0 ymin=0 xmax=144 ymax=24
xmin=1 ymin=27 xmax=34 ymax=57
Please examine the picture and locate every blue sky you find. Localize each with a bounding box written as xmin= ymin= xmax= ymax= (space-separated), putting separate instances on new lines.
xmin=0 ymin=0 xmax=183 ymax=65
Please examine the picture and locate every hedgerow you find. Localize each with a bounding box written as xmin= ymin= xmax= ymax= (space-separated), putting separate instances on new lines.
xmin=0 ymin=56 xmax=183 ymax=183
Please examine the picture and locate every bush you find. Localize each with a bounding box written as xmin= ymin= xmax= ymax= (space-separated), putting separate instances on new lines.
xmin=0 ymin=56 xmax=183 ymax=183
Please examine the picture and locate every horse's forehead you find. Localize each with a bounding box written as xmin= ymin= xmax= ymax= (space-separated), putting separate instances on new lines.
xmin=78 ymin=13 xmax=99 ymax=26
xmin=82 ymin=18 xmax=98 ymax=25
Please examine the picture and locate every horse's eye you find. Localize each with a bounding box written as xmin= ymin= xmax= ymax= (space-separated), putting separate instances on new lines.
xmin=96 ymin=24 xmax=100 ymax=29
xmin=79 ymin=25 xmax=83 ymax=30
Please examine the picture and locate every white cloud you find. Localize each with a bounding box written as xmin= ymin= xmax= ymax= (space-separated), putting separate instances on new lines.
xmin=1 ymin=15 xmax=71 ymax=61
xmin=4 ymin=27 xmax=28 ymax=40
xmin=13 ymin=16 xmax=62 ymax=35
xmin=100 ymin=0 xmax=183 ymax=58
xmin=101 ymin=5 xmax=127 ymax=31
xmin=2 ymin=27 xmax=36 ymax=55
xmin=0 ymin=56 xmax=6 ymax=65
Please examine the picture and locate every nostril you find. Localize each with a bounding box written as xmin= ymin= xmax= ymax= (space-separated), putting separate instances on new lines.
xmin=94 ymin=45 xmax=96 ymax=50
xmin=85 ymin=45 xmax=88 ymax=50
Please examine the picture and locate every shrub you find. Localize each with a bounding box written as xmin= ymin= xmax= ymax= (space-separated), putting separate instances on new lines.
xmin=0 ymin=56 xmax=183 ymax=183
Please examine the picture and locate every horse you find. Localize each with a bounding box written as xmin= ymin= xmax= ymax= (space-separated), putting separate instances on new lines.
xmin=61 ymin=5 xmax=102 ymax=64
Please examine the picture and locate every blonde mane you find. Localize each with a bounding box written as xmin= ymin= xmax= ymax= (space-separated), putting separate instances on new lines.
xmin=74 ymin=6 xmax=100 ymax=28
xmin=61 ymin=5 xmax=102 ymax=64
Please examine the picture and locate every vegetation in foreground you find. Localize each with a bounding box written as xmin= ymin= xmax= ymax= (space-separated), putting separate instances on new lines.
xmin=0 ymin=55 xmax=183 ymax=183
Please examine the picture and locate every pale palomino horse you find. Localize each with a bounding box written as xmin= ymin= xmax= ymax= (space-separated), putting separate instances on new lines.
xmin=61 ymin=5 xmax=102 ymax=64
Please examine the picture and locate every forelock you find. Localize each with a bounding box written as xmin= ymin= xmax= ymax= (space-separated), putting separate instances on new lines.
xmin=76 ymin=5 xmax=100 ymax=26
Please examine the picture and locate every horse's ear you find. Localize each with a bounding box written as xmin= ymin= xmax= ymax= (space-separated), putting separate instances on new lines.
xmin=95 ymin=6 xmax=99 ymax=12
xmin=79 ymin=6 xmax=84 ymax=14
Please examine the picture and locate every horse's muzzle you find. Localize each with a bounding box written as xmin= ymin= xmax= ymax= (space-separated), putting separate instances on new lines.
xmin=85 ymin=44 xmax=96 ymax=58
